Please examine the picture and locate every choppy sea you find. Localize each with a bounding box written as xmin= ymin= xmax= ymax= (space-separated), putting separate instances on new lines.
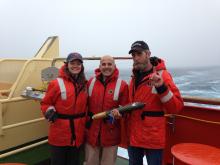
xmin=85 ymin=64 xmax=220 ymax=164
xmin=85 ymin=64 xmax=220 ymax=98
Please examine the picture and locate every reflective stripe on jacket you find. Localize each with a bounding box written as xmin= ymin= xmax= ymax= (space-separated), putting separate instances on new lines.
xmin=86 ymin=68 xmax=129 ymax=147
xmin=41 ymin=65 xmax=88 ymax=147
xmin=128 ymin=58 xmax=183 ymax=149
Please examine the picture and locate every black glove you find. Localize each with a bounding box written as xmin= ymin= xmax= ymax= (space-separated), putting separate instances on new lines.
xmin=150 ymin=56 xmax=161 ymax=66
xmin=86 ymin=121 xmax=92 ymax=129
xmin=86 ymin=112 xmax=94 ymax=129
xmin=45 ymin=107 xmax=58 ymax=123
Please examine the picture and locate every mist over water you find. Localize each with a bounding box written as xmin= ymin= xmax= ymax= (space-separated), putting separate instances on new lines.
xmin=170 ymin=66 xmax=220 ymax=98
xmin=85 ymin=65 xmax=220 ymax=98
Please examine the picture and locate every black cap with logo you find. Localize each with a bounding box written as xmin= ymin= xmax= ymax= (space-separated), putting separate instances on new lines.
xmin=128 ymin=41 xmax=149 ymax=54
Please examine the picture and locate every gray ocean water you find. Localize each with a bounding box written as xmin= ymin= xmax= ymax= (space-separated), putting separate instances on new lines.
xmin=85 ymin=65 xmax=220 ymax=98
xmin=170 ymin=66 xmax=220 ymax=98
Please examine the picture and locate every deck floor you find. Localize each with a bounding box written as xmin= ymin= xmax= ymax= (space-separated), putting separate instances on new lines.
xmin=116 ymin=156 xmax=129 ymax=165
xmin=0 ymin=144 xmax=129 ymax=165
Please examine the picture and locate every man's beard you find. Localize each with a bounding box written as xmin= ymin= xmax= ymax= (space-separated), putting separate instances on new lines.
xmin=133 ymin=62 xmax=147 ymax=71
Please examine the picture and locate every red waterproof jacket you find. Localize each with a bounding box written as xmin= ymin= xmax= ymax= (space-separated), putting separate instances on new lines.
xmin=128 ymin=57 xmax=183 ymax=149
xmin=86 ymin=68 xmax=128 ymax=147
xmin=41 ymin=65 xmax=88 ymax=147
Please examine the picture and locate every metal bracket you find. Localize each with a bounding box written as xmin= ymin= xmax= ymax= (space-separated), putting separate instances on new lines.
xmin=167 ymin=114 xmax=176 ymax=133
xmin=21 ymin=87 xmax=44 ymax=101
xmin=41 ymin=66 xmax=59 ymax=81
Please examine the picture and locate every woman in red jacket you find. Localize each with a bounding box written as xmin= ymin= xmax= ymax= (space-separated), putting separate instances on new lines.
xmin=41 ymin=52 xmax=88 ymax=165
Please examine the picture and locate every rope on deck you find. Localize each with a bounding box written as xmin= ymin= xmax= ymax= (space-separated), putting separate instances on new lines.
xmin=166 ymin=114 xmax=220 ymax=125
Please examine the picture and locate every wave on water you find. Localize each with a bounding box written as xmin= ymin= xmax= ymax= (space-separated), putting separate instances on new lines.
xmin=209 ymin=80 xmax=220 ymax=84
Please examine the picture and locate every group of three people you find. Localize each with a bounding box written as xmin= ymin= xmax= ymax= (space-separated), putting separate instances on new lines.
xmin=41 ymin=41 xmax=183 ymax=165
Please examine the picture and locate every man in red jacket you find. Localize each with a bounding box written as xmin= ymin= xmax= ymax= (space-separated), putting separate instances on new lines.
xmin=84 ymin=55 xmax=128 ymax=165
xmin=127 ymin=41 xmax=183 ymax=165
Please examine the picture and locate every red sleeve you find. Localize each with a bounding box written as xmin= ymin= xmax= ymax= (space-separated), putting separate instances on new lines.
xmin=40 ymin=80 xmax=59 ymax=115
xmin=87 ymin=77 xmax=93 ymax=88
xmin=158 ymin=71 xmax=184 ymax=114
xmin=118 ymin=80 xmax=129 ymax=106
xmin=119 ymin=80 xmax=130 ymax=148
xmin=85 ymin=77 xmax=93 ymax=123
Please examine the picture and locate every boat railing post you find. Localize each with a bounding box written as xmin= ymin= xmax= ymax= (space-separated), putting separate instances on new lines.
xmin=167 ymin=114 xmax=176 ymax=133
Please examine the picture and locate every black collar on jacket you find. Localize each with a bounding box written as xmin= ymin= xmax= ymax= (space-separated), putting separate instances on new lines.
xmin=134 ymin=67 xmax=153 ymax=88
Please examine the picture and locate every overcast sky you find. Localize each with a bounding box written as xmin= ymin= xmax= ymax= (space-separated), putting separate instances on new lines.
xmin=0 ymin=0 xmax=220 ymax=68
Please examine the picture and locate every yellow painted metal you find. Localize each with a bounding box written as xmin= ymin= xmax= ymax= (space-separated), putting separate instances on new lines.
xmin=0 ymin=59 xmax=27 ymax=84
xmin=34 ymin=36 xmax=59 ymax=59
xmin=8 ymin=59 xmax=54 ymax=98
xmin=0 ymin=36 xmax=59 ymax=153
xmin=0 ymin=103 xmax=2 ymax=135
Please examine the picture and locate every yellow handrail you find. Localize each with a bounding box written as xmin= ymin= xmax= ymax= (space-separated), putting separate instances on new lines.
xmin=2 ymin=117 xmax=45 ymax=130
xmin=0 ymin=139 xmax=48 ymax=159
xmin=51 ymin=56 xmax=131 ymax=66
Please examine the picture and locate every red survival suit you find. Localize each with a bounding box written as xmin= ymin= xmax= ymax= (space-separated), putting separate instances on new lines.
xmin=128 ymin=57 xmax=183 ymax=149
xmin=86 ymin=68 xmax=128 ymax=147
xmin=41 ymin=65 xmax=88 ymax=147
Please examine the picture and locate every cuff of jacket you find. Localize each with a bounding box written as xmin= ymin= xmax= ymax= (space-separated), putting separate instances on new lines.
xmin=155 ymin=83 xmax=168 ymax=94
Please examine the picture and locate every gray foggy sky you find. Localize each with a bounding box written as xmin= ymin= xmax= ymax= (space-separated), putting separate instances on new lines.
xmin=0 ymin=0 xmax=220 ymax=68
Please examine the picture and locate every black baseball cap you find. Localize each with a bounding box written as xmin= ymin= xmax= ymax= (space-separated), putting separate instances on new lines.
xmin=128 ymin=41 xmax=149 ymax=54
xmin=66 ymin=52 xmax=83 ymax=63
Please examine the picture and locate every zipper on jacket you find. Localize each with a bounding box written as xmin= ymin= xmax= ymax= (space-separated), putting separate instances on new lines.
xmin=99 ymin=83 xmax=107 ymax=145
xmin=132 ymin=77 xmax=151 ymax=102
xmin=135 ymin=77 xmax=150 ymax=89
xmin=96 ymin=76 xmax=114 ymax=145
xmin=73 ymin=82 xmax=77 ymax=112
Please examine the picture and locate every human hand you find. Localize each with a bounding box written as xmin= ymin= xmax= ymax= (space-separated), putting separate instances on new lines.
xmin=45 ymin=106 xmax=57 ymax=123
xmin=149 ymin=72 xmax=164 ymax=87
xmin=111 ymin=109 xmax=122 ymax=119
